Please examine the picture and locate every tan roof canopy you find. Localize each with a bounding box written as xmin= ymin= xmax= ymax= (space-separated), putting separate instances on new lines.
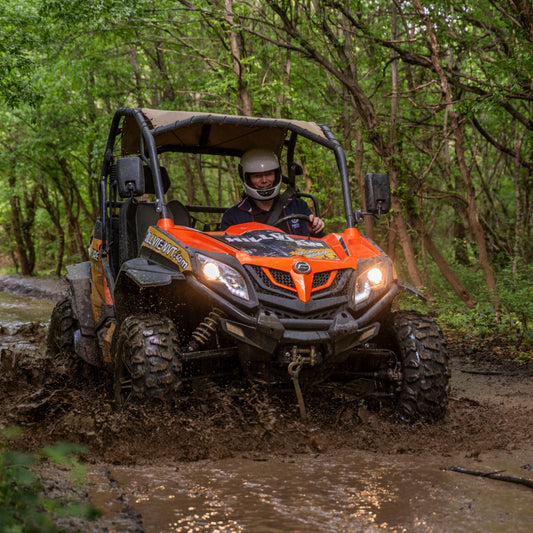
xmin=121 ymin=108 xmax=331 ymax=156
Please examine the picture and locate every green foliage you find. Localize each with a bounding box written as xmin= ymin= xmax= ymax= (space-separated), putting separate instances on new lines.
xmin=497 ymin=262 xmax=533 ymax=342
xmin=0 ymin=1 xmax=42 ymax=108
xmin=0 ymin=427 xmax=100 ymax=532
xmin=39 ymin=0 xmax=147 ymax=27
xmin=0 ymin=0 xmax=531 ymax=293
xmin=405 ymin=260 xmax=533 ymax=351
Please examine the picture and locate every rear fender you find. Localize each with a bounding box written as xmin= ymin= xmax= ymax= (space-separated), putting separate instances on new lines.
xmin=66 ymin=262 xmax=95 ymax=335
xmin=65 ymin=262 xmax=101 ymax=365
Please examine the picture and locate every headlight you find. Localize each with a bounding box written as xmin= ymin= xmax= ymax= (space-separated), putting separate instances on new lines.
xmin=197 ymin=254 xmax=249 ymax=301
xmin=354 ymin=266 xmax=386 ymax=305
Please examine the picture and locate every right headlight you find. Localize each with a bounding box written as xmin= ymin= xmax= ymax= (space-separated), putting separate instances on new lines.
xmin=354 ymin=265 xmax=386 ymax=305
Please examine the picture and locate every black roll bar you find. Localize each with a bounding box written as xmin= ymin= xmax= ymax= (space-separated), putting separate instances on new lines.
xmin=318 ymin=124 xmax=356 ymax=228
xmin=98 ymin=108 xmax=358 ymax=251
xmin=99 ymin=107 xmax=172 ymax=251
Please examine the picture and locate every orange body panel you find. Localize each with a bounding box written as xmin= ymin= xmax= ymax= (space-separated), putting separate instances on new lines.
xmin=156 ymin=220 xmax=383 ymax=303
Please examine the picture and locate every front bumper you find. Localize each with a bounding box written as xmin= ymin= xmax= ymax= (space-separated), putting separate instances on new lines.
xmin=218 ymin=282 xmax=398 ymax=357
xmin=122 ymin=256 xmax=398 ymax=360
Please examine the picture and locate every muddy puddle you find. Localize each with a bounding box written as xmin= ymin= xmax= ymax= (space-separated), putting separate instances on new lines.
xmin=0 ymin=290 xmax=54 ymax=329
xmin=88 ymin=448 xmax=532 ymax=532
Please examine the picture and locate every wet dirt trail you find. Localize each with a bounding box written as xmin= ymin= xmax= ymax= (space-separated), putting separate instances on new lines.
xmin=0 ymin=275 xmax=532 ymax=532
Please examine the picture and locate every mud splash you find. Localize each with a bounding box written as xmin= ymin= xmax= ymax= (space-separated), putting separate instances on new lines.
xmin=2 ymin=320 xmax=532 ymax=464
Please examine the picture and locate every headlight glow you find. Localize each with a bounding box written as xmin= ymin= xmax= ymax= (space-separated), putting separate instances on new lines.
xmin=367 ymin=267 xmax=383 ymax=286
xmin=202 ymin=261 xmax=220 ymax=280
xmin=353 ymin=265 xmax=386 ymax=305
xmin=197 ymin=254 xmax=249 ymax=301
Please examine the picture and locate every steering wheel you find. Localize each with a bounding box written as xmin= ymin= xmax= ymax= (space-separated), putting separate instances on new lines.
xmin=272 ymin=213 xmax=311 ymax=228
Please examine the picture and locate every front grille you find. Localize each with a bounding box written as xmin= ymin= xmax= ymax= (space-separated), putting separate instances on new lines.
xmin=313 ymin=268 xmax=351 ymax=296
xmin=247 ymin=265 xmax=297 ymax=298
xmin=312 ymin=271 xmax=331 ymax=288
xmin=270 ymin=268 xmax=295 ymax=288
xmin=252 ymin=265 xmax=273 ymax=286
xmin=244 ymin=266 xmax=355 ymax=320
xmin=246 ymin=265 xmax=353 ymax=300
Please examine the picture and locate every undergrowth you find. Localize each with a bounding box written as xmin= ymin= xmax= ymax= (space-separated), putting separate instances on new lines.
xmin=397 ymin=262 xmax=533 ymax=356
xmin=0 ymin=427 xmax=100 ymax=532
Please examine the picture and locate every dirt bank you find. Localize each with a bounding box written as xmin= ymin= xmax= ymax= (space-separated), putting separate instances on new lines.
xmin=0 ymin=274 xmax=68 ymax=302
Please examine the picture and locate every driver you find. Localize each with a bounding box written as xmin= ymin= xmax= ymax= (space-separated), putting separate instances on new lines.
xmin=220 ymin=148 xmax=325 ymax=236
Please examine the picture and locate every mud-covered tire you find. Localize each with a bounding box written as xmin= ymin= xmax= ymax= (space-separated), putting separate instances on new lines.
xmin=389 ymin=310 xmax=450 ymax=422
xmin=114 ymin=314 xmax=183 ymax=408
xmin=46 ymin=296 xmax=79 ymax=357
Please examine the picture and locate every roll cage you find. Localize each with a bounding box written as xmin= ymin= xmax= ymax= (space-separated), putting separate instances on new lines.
xmin=98 ymin=108 xmax=356 ymax=250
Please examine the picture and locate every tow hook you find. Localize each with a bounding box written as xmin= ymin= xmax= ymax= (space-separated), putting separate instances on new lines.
xmin=289 ymin=357 xmax=307 ymax=421
xmin=286 ymin=346 xmax=318 ymax=421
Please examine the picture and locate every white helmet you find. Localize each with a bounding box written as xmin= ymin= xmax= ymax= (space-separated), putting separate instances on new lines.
xmin=240 ymin=148 xmax=282 ymax=201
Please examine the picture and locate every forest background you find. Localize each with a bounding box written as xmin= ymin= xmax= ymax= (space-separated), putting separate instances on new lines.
xmin=0 ymin=0 xmax=532 ymax=345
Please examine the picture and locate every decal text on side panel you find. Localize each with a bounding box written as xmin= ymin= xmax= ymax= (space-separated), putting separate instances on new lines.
xmin=142 ymin=227 xmax=191 ymax=270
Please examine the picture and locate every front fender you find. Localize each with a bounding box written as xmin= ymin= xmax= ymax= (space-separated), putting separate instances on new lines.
xmin=398 ymin=278 xmax=427 ymax=301
xmin=113 ymin=258 xmax=186 ymax=323
xmin=120 ymin=257 xmax=185 ymax=287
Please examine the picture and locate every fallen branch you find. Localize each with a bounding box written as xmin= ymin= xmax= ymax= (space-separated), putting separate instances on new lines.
xmin=459 ymin=369 xmax=504 ymax=375
xmin=445 ymin=465 xmax=533 ymax=489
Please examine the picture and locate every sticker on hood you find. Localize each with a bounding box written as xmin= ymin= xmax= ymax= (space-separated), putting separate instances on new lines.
xmin=215 ymin=230 xmax=339 ymax=259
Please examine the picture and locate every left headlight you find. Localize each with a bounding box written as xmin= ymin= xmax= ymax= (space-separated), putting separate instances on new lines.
xmin=353 ymin=265 xmax=386 ymax=305
xmin=197 ymin=254 xmax=250 ymax=301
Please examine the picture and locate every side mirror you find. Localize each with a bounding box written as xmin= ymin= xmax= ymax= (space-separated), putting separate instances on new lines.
xmin=116 ymin=157 xmax=145 ymax=198
xmin=364 ymin=173 xmax=391 ymax=216
xmin=289 ymin=162 xmax=303 ymax=177
xmin=287 ymin=162 xmax=303 ymax=187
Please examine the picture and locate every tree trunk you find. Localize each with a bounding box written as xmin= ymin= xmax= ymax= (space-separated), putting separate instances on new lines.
xmin=512 ymin=126 xmax=526 ymax=273
xmin=194 ymin=154 xmax=213 ymax=205
xmin=7 ymin=171 xmax=36 ymax=276
xmin=9 ymin=195 xmax=32 ymax=276
xmin=225 ymin=0 xmax=252 ymax=116
xmin=352 ymin=122 xmax=374 ymax=239
xmin=182 ymin=154 xmax=195 ymax=205
xmin=128 ymin=47 xmax=144 ymax=107
xmin=22 ymin=187 xmax=37 ymax=274
xmin=276 ymin=46 xmax=291 ymax=118
xmin=414 ymin=0 xmax=501 ymax=310
xmin=39 ymin=183 xmax=65 ymax=277
xmin=387 ymin=169 xmax=425 ymax=288
xmin=422 ymin=232 xmax=477 ymax=308
xmin=453 ymin=218 xmax=470 ymax=266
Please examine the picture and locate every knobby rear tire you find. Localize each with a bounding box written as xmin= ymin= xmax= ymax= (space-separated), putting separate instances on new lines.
xmin=46 ymin=296 xmax=78 ymax=357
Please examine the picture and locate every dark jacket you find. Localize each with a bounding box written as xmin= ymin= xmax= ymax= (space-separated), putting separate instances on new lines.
xmin=220 ymin=196 xmax=312 ymax=236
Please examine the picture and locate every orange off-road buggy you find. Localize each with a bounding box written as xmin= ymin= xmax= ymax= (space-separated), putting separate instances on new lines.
xmin=48 ymin=108 xmax=449 ymax=421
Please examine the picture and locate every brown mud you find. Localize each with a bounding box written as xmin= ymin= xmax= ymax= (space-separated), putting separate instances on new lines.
xmin=1 ymin=274 xmax=532 ymax=530
xmin=1 ymin=321 xmax=532 ymax=464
